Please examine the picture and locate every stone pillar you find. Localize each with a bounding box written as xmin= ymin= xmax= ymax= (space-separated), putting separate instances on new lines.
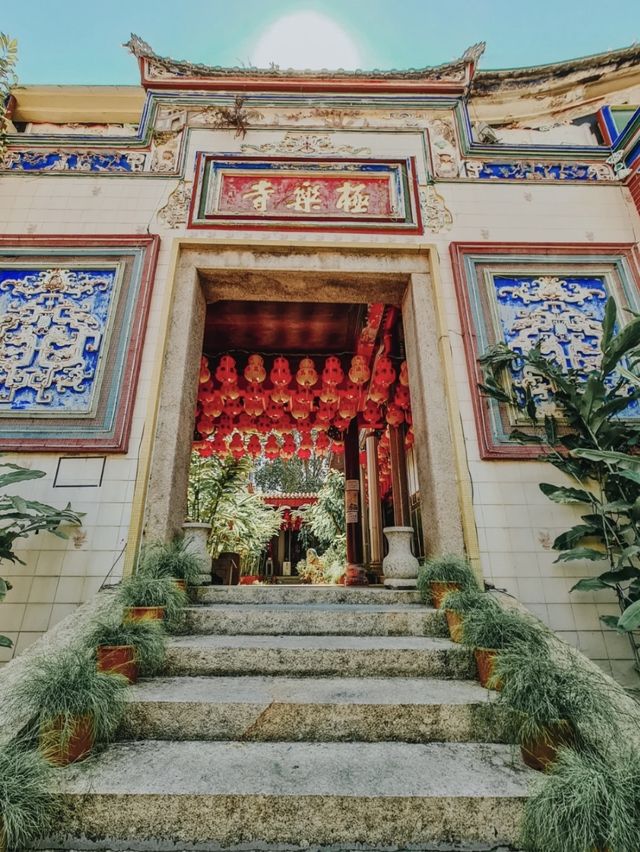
xmin=389 ymin=426 xmax=410 ymax=527
xmin=365 ymin=432 xmax=384 ymax=573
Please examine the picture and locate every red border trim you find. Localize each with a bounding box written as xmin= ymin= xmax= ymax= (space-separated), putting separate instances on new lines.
xmin=187 ymin=155 xmax=423 ymax=235
xmin=0 ymin=234 xmax=160 ymax=453
xmin=450 ymin=241 xmax=640 ymax=460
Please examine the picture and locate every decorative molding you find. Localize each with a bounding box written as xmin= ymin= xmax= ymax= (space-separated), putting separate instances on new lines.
xmin=241 ymin=132 xmax=371 ymax=157
xmin=420 ymin=184 xmax=453 ymax=232
xmin=463 ymin=160 xmax=616 ymax=181
xmin=2 ymin=149 xmax=148 ymax=173
xmin=157 ymin=180 xmax=192 ymax=228
xmin=450 ymin=243 xmax=640 ymax=459
xmin=0 ymin=235 xmax=159 ymax=452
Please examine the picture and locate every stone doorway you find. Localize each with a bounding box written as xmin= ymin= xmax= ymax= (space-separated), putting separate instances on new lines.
xmin=142 ymin=242 xmax=465 ymax=564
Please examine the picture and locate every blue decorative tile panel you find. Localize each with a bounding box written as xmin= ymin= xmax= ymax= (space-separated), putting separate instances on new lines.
xmin=493 ymin=274 xmax=640 ymax=417
xmin=0 ymin=267 xmax=119 ymax=415
xmin=3 ymin=151 xmax=147 ymax=173
xmin=464 ymin=161 xmax=615 ymax=181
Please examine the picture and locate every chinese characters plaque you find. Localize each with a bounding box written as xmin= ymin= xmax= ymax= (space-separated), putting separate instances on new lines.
xmin=190 ymin=156 xmax=421 ymax=232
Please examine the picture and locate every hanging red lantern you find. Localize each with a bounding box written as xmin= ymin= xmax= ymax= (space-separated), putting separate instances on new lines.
xmin=297 ymin=447 xmax=312 ymax=460
xmin=299 ymin=430 xmax=313 ymax=450
xmin=247 ymin=434 xmax=262 ymax=457
xmin=229 ymin=432 xmax=245 ymax=460
xmin=279 ymin=414 xmax=295 ymax=432
xmin=314 ymin=430 xmax=330 ymax=456
xmin=270 ymin=356 xmax=292 ymax=387
xmin=373 ymin=355 xmax=396 ymax=388
xmin=203 ymin=391 xmax=224 ymax=418
xmin=348 ymin=354 xmax=370 ymax=385
xmin=291 ymin=391 xmax=313 ymax=421
xmin=211 ymin=433 xmax=229 ymax=455
xmin=338 ymin=391 xmax=358 ymax=420
xmin=386 ymin=403 xmax=404 ymax=427
xmin=215 ymin=355 xmax=237 ymax=386
xmin=223 ymin=397 xmax=242 ymax=418
xmin=296 ymin=357 xmax=318 ymax=388
xmin=237 ymin=412 xmax=253 ymax=431
xmin=369 ymin=384 xmax=389 ymax=404
xmin=264 ymin=434 xmax=280 ymax=460
xmin=244 ymin=392 xmax=265 ymax=417
xmin=225 ymin=383 xmax=241 ymax=401
xmin=319 ymin=385 xmax=340 ymax=404
xmin=196 ymin=415 xmax=214 ymax=436
xmin=271 ymin=386 xmax=292 ymax=405
xmin=362 ymin=400 xmax=383 ymax=427
xmin=266 ymin=398 xmax=284 ymax=421
xmin=244 ymin=354 xmax=266 ymax=384
xmin=198 ymin=441 xmax=213 ymax=458
xmin=394 ymin=384 xmax=411 ymax=410
xmin=322 ymin=356 xmax=344 ymax=386
xmin=332 ymin=416 xmax=351 ymax=431
xmin=216 ymin=415 xmax=234 ymax=437
xmin=281 ymin=435 xmax=296 ymax=460
xmin=331 ymin=440 xmax=345 ymax=455
xmin=199 ymin=356 xmax=211 ymax=385
xmin=255 ymin=414 xmax=272 ymax=433
xmin=316 ymin=400 xmax=337 ymax=423
xmin=399 ymin=360 xmax=409 ymax=386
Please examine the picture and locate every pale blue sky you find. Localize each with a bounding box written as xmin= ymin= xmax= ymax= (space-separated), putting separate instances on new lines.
xmin=3 ymin=0 xmax=640 ymax=85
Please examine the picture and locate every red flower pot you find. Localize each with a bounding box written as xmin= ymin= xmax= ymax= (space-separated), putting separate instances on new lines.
xmin=97 ymin=644 xmax=138 ymax=683
xmin=124 ymin=606 xmax=165 ymax=622
xmin=429 ymin=581 xmax=462 ymax=609
xmin=172 ymin=579 xmax=187 ymax=592
xmin=445 ymin=610 xmax=463 ymax=643
xmin=474 ymin=647 xmax=502 ymax=690
xmin=39 ymin=714 xmax=94 ymax=766
xmin=520 ymin=721 xmax=573 ymax=772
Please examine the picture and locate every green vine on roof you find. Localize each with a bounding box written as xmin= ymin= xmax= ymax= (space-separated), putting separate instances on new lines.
xmin=0 ymin=33 xmax=18 ymax=157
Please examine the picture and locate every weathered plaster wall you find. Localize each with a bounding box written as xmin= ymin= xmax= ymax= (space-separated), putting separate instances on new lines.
xmin=0 ymin=118 xmax=639 ymax=684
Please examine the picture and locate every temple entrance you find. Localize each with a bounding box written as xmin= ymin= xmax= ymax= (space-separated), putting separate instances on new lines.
xmin=190 ymin=297 xmax=422 ymax=584
xmin=141 ymin=243 xmax=466 ymax=572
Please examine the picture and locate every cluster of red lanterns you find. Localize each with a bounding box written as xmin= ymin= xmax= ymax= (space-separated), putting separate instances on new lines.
xmin=193 ymin=352 xmax=411 ymax=461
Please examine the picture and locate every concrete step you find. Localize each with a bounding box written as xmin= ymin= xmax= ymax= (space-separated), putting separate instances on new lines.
xmin=164 ymin=634 xmax=475 ymax=679
xmin=121 ymin=675 xmax=511 ymax=743
xmin=195 ymin=585 xmax=423 ymax=606
xmin=184 ymin=602 xmax=447 ymax=637
xmin=49 ymin=740 xmax=533 ymax=850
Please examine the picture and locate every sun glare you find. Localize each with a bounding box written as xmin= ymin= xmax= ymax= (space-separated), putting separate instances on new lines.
xmin=251 ymin=11 xmax=362 ymax=71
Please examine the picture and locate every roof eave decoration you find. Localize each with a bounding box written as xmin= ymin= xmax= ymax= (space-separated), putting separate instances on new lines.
xmin=123 ymin=34 xmax=485 ymax=95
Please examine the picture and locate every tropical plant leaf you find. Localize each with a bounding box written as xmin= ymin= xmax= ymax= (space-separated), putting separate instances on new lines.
xmin=602 ymin=316 xmax=640 ymax=373
xmin=552 ymin=525 xmax=600 ymax=551
xmin=540 ymin=483 xmax=594 ymax=504
xmin=618 ymin=598 xmax=640 ymax=631
xmin=599 ymin=614 xmax=623 ymax=630
xmin=0 ymin=468 xmax=46 ymax=489
xmin=572 ymin=448 xmax=640 ymax=469
xmin=570 ymin=576 xmax=614 ymax=591
xmin=0 ymin=633 xmax=13 ymax=648
xmin=556 ymin=548 xmax=607 ymax=563
xmin=601 ymin=296 xmax=617 ymax=352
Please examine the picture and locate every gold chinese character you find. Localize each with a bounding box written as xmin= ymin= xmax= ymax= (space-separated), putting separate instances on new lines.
xmin=336 ymin=181 xmax=370 ymax=213
xmin=286 ymin=180 xmax=322 ymax=212
xmin=243 ymin=180 xmax=274 ymax=212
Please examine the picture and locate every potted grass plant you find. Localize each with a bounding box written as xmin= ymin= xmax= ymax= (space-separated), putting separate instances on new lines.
xmin=440 ymin=587 xmax=497 ymax=643
xmin=0 ymin=739 xmax=53 ymax=851
xmin=417 ymin=554 xmax=480 ymax=609
xmin=85 ymin=615 xmax=167 ymax=684
xmin=6 ymin=647 xmax=127 ymax=766
xmin=118 ymin=572 xmax=188 ymax=628
xmin=461 ymin=603 xmax=547 ymax=689
xmin=491 ymin=642 xmax=621 ymax=772
xmin=520 ymin=746 xmax=640 ymax=851
xmin=138 ymin=537 xmax=203 ymax=591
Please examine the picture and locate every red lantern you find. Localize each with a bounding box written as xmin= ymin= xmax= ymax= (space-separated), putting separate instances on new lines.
xmin=247 ymin=434 xmax=262 ymax=457
xmin=296 ymin=357 xmax=318 ymax=388
xmin=264 ymin=434 xmax=280 ymax=460
xmin=316 ymin=400 xmax=337 ymax=423
xmin=271 ymin=387 xmax=292 ymax=405
xmin=199 ymin=356 xmax=211 ymax=385
xmin=291 ymin=391 xmax=313 ymax=421
xmin=372 ymin=355 xmax=396 ymax=388
xmin=237 ymin=412 xmax=253 ymax=431
xmin=203 ymin=391 xmax=224 ymax=418
xmin=348 ymin=355 xmax=370 ymax=385
xmin=315 ymin=431 xmax=330 ymax=456
xmin=216 ymin=415 xmax=234 ymax=437
xmin=332 ymin=416 xmax=351 ymax=431
xmin=281 ymin=435 xmax=296 ymax=460
xmin=244 ymin=392 xmax=265 ymax=417
xmin=266 ymin=399 xmax=284 ymax=421
xmin=229 ymin=432 xmax=245 ymax=460
xmin=399 ymin=360 xmax=409 ymax=387
xmin=244 ymin=354 xmax=266 ymax=384
xmin=196 ymin=415 xmax=214 ymax=436
xmin=386 ymin=403 xmax=404 ymax=427
xmin=211 ymin=433 xmax=228 ymax=455
xmin=223 ymin=398 xmax=242 ymax=418
xmin=197 ymin=441 xmax=213 ymax=458
xmin=394 ymin=384 xmax=411 ymax=410
xmin=270 ymin=356 xmax=292 ymax=387
xmin=369 ymin=384 xmax=389 ymax=404
xmin=225 ymin=383 xmax=241 ymax=401
xmin=338 ymin=390 xmax=358 ymax=420
xmin=297 ymin=447 xmax=312 ymax=460
xmin=322 ymin=356 xmax=344 ymax=387
xmin=362 ymin=400 xmax=383 ymax=427
xmin=331 ymin=440 xmax=345 ymax=455
xmin=319 ymin=385 xmax=340 ymax=404
xmin=255 ymin=414 xmax=272 ymax=434
xmin=299 ymin=430 xmax=313 ymax=450
xmin=215 ymin=355 xmax=237 ymax=386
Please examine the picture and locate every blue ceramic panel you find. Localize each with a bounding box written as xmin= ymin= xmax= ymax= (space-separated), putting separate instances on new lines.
xmin=0 ymin=267 xmax=118 ymax=415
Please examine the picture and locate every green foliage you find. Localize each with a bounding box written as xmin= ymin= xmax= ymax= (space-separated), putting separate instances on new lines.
xmin=295 ymin=544 xmax=345 ymax=584
xmin=297 ymin=469 xmax=345 ymax=551
xmin=521 ymin=746 xmax=640 ymax=852
xmin=254 ymin=454 xmax=328 ymax=493
xmin=187 ymin=453 xmax=282 ymax=565
xmin=417 ymin=554 xmax=480 ymax=602
xmin=6 ymin=647 xmax=127 ymax=745
xmin=491 ymin=642 xmax=623 ymax=748
xmin=479 ymin=298 xmax=640 ymax=642
xmin=84 ymin=615 xmax=166 ymax=677
xmin=117 ymin=573 xmax=188 ymax=632
xmin=0 ymin=458 xmax=83 ymax=649
xmin=0 ymin=33 xmax=17 ymax=153
xmin=461 ymin=603 xmax=548 ymax=651
xmin=440 ymin=587 xmax=497 ymax=615
xmin=139 ymin=537 xmax=202 ymax=585
xmin=0 ymin=738 xmax=53 ymax=850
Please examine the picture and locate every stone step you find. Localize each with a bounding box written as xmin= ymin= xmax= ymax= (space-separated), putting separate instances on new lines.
xmin=184 ymin=602 xmax=446 ymax=637
xmin=195 ymin=584 xmax=423 ymax=606
xmin=49 ymin=740 xmax=533 ymax=850
xmin=121 ymin=675 xmax=511 ymax=743
xmin=164 ymin=634 xmax=475 ymax=679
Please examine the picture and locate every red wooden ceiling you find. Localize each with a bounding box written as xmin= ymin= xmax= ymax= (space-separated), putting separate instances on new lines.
xmin=204 ymin=300 xmax=365 ymax=355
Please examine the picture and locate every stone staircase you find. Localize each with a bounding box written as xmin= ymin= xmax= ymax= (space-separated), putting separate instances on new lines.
xmin=45 ymin=585 xmax=534 ymax=851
